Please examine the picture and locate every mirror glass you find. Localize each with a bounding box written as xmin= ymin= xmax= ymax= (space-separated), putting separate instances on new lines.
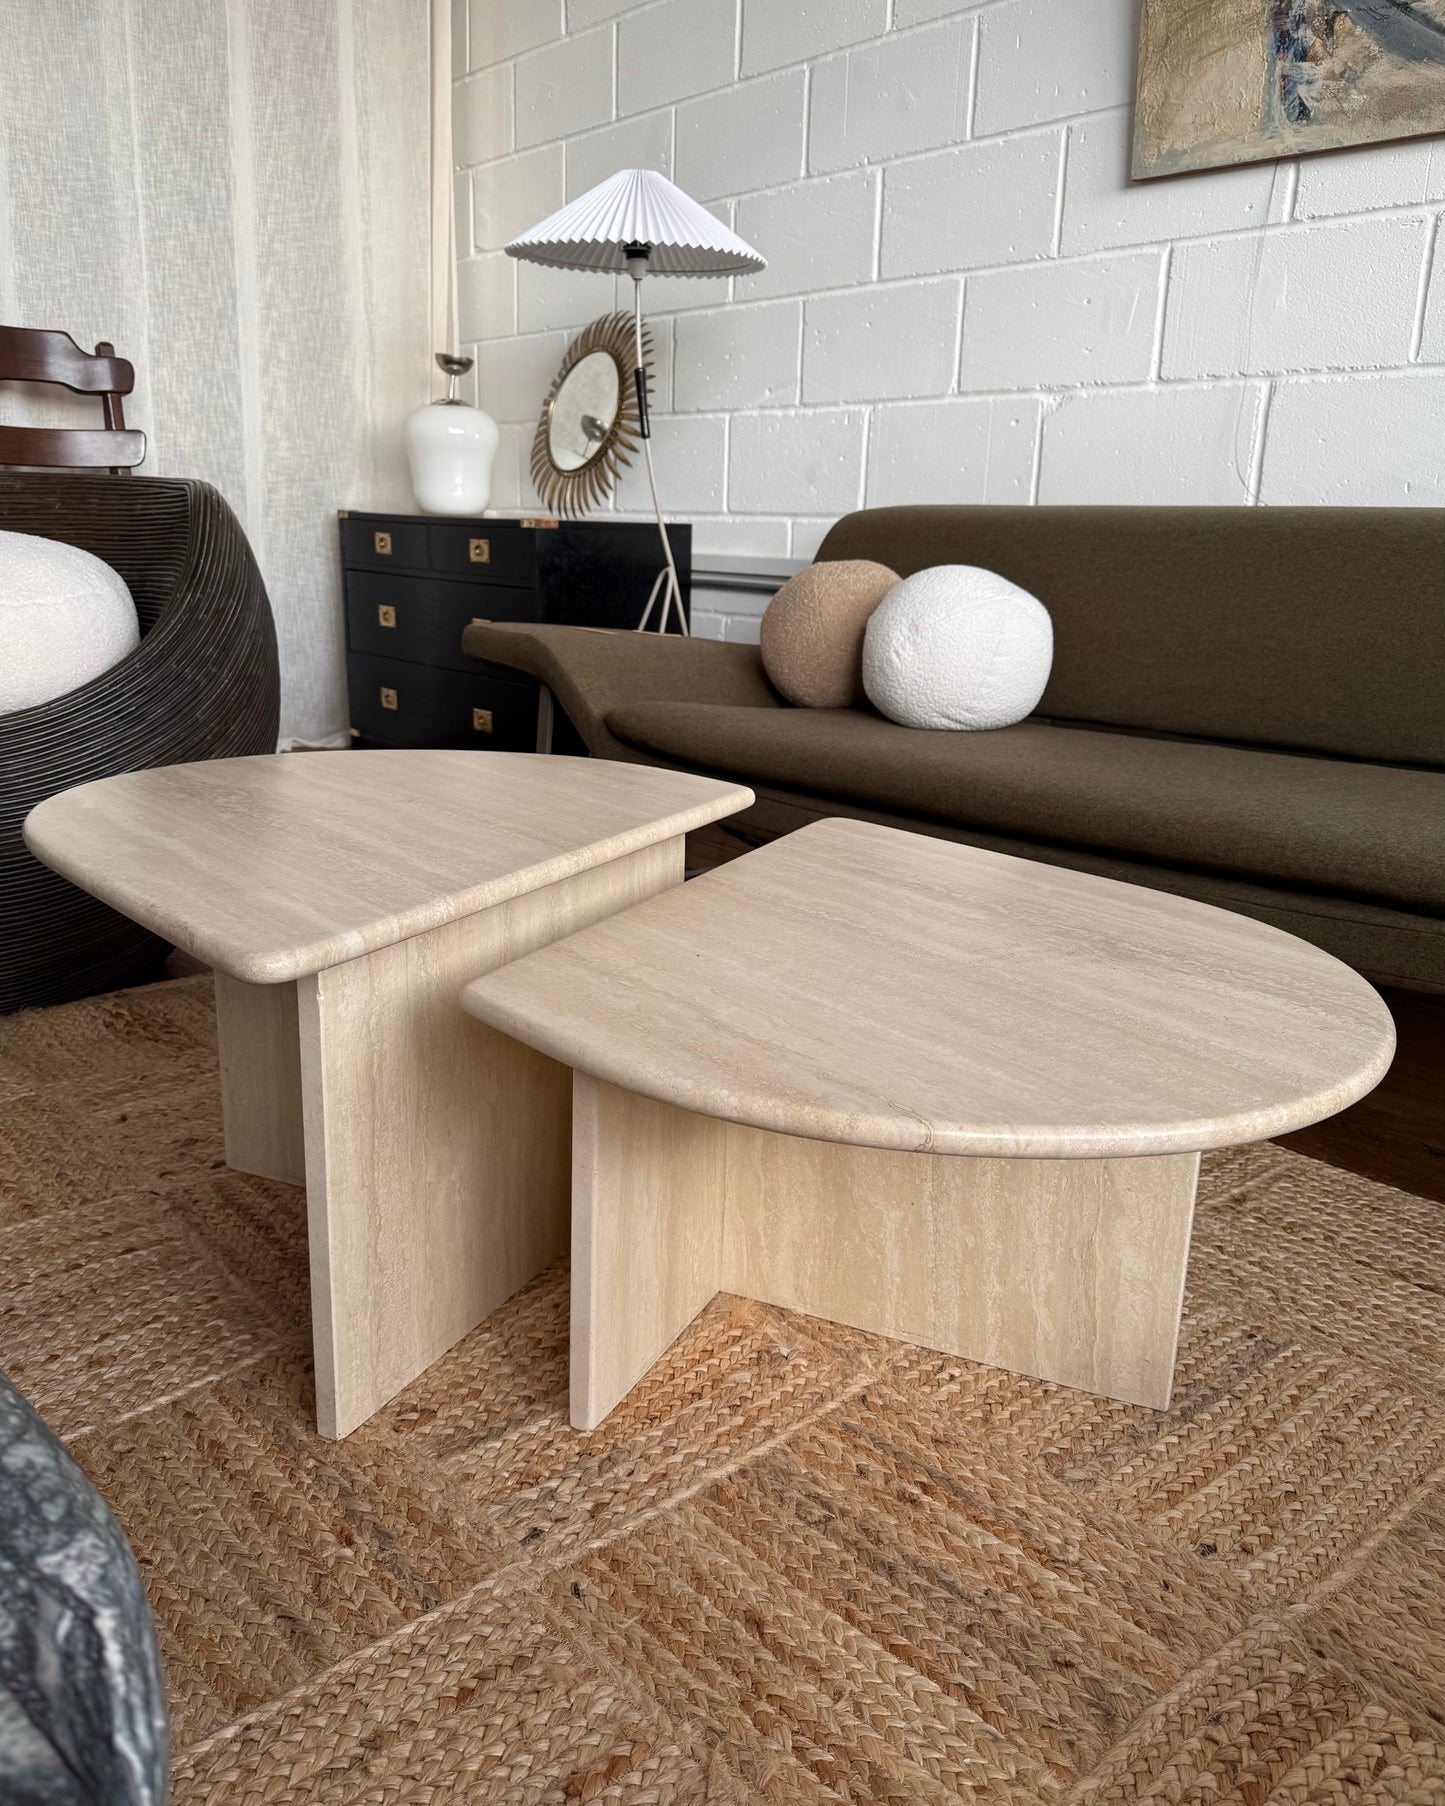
xmin=531 ymin=312 xmax=647 ymax=516
xmin=547 ymin=351 xmax=621 ymax=472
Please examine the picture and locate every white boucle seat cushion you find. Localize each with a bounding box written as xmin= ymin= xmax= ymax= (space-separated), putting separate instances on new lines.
xmin=862 ymin=564 xmax=1053 ymax=731
xmin=0 ymin=529 xmax=140 ymax=714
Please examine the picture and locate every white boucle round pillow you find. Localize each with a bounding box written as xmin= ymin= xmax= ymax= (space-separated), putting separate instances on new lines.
xmin=0 ymin=529 xmax=140 ymax=714
xmin=862 ymin=564 xmax=1052 ymax=731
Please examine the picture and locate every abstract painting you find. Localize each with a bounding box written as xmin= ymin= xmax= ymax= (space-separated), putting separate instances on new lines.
xmin=1134 ymin=0 xmax=1445 ymax=177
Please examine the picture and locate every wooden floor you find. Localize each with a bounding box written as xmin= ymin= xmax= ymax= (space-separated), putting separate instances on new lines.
xmin=1281 ymin=986 xmax=1445 ymax=1204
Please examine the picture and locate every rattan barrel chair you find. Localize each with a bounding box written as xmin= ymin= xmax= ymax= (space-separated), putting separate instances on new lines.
xmin=0 ymin=473 xmax=280 ymax=1012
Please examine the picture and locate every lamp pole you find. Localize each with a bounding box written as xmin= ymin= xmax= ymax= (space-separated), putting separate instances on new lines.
xmin=625 ymin=243 xmax=687 ymax=635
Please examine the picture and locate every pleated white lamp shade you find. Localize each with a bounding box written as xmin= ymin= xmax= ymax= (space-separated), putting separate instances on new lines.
xmin=505 ymin=168 xmax=765 ymax=277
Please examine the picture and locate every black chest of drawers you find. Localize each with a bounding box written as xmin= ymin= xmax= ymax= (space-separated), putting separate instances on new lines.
xmin=339 ymin=511 xmax=691 ymax=753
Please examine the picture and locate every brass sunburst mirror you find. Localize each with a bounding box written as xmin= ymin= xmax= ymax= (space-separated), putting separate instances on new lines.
xmin=529 ymin=312 xmax=649 ymax=516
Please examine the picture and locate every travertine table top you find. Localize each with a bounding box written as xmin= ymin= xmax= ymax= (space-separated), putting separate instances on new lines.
xmin=462 ymin=817 xmax=1395 ymax=1160
xmin=24 ymin=751 xmax=753 ymax=983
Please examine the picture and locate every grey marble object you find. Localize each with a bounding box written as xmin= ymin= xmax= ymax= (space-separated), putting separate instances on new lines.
xmin=0 ymin=1374 xmax=168 ymax=1805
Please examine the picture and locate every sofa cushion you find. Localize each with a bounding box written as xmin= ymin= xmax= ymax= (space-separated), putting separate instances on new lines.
xmin=606 ymin=701 xmax=1445 ymax=912
xmin=760 ymin=559 xmax=897 ymax=707
xmin=862 ymin=564 xmax=1052 ymax=730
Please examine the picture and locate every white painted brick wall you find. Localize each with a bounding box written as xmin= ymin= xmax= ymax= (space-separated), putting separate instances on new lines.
xmin=881 ymin=132 xmax=1061 ymax=277
xmin=740 ymin=1 xmax=887 ymax=80
xmin=809 ymin=21 xmax=976 ymax=174
xmin=1060 ymin=112 xmax=1277 ymax=255
xmin=804 ymin=279 xmax=961 ymax=402
xmin=1294 ymin=139 xmax=1445 ymax=218
xmin=467 ymin=0 xmax=562 ymax=70
xmin=455 ymin=66 xmax=513 ymax=168
xmin=614 ymin=414 xmax=727 ymax=514
xmin=961 ymin=251 xmax=1165 ymax=390
xmin=737 ymin=171 xmax=876 ymax=299
xmin=515 ymin=29 xmax=614 ymax=148
xmin=566 ymin=111 xmax=673 ymax=198
xmin=674 ymin=70 xmax=807 ymax=201
xmin=1163 ymin=215 xmax=1430 ymax=379
xmin=674 ymin=300 xmax=801 ymax=410
xmin=1038 ymin=383 xmax=1268 ymax=505
xmin=515 ymin=257 xmax=608 ymax=332
xmin=616 ymin=0 xmax=735 ymax=112
xmin=471 ymin=143 xmax=563 ymax=250
xmin=867 ymin=397 xmax=1040 ymax=505
xmin=729 ymin=408 xmax=869 ymax=514
xmin=454 ymin=0 xmax=1445 ymax=638
xmin=1261 ymin=371 xmax=1445 ymax=504
xmin=974 ymin=0 xmax=1135 ymax=136
xmin=473 ymin=331 xmax=569 ymax=422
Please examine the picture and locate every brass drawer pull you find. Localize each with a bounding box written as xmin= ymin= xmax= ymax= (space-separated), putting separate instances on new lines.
xmin=377 ymin=603 xmax=396 ymax=628
xmin=469 ymin=537 xmax=490 ymax=563
xmin=374 ymin=531 xmax=392 ymax=555
xmin=380 ymin=686 xmax=398 ymax=711
xmin=472 ymin=707 xmax=493 ymax=733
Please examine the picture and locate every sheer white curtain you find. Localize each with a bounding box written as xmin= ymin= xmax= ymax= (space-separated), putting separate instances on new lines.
xmin=0 ymin=0 xmax=432 ymax=747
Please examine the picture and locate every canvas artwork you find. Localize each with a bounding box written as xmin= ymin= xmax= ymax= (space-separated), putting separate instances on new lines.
xmin=1134 ymin=0 xmax=1445 ymax=178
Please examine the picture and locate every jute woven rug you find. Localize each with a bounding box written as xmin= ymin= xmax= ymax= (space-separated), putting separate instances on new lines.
xmin=2 ymin=975 xmax=1444 ymax=1804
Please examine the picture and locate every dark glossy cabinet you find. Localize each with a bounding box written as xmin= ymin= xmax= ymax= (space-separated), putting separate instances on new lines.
xmin=339 ymin=511 xmax=690 ymax=753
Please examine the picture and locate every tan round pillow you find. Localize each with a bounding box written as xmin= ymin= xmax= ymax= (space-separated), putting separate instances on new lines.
xmin=760 ymin=560 xmax=901 ymax=708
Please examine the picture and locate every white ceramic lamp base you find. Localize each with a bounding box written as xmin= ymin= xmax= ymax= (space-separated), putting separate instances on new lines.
xmin=405 ymin=398 xmax=499 ymax=516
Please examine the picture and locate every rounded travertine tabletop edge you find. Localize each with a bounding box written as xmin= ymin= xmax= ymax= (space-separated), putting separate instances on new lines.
xmin=22 ymin=751 xmax=754 ymax=985
xmin=461 ymin=816 xmax=1397 ymax=1161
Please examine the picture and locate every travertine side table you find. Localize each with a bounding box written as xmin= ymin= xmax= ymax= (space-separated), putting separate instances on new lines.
xmin=26 ymin=750 xmax=752 ymax=1437
xmin=461 ymin=818 xmax=1395 ymax=1431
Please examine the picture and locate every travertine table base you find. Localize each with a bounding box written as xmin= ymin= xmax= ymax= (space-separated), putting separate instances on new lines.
xmin=25 ymin=751 xmax=752 ymax=1438
xmin=573 ymin=1078 xmax=1199 ymax=1428
xmin=216 ymin=842 xmax=679 ymax=1438
xmin=463 ymin=819 xmax=1395 ymax=1432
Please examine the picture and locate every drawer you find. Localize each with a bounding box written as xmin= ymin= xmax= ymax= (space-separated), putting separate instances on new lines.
xmin=347 ymin=652 xmax=540 ymax=751
xmin=340 ymin=517 xmax=428 ymax=570
xmin=345 ymin=572 xmax=541 ymax=672
xmin=427 ymin=522 xmax=536 ymax=586
xmin=346 ymin=571 xmax=543 ymax=667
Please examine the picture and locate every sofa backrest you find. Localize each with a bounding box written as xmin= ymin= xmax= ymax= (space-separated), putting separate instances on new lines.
xmin=816 ymin=505 xmax=1445 ymax=766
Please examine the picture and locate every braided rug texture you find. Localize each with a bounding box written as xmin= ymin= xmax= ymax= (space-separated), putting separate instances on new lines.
xmin=1 ymin=975 xmax=1443 ymax=1804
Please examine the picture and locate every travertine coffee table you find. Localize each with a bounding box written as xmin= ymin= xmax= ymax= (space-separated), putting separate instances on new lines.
xmin=25 ymin=751 xmax=752 ymax=1437
xmin=461 ymin=818 xmax=1395 ymax=1431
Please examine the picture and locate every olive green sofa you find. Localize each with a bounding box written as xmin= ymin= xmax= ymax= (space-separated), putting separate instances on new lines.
xmin=463 ymin=505 xmax=1445 ymax=993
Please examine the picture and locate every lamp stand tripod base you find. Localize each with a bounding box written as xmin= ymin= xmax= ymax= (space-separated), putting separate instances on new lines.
xmin=629 ymin=252 xmax=689 ymax=636
xmin=635 ymin=530 xmax=687 ymax=634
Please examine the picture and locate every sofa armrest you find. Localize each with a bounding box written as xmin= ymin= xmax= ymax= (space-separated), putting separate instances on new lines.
xmin=462 ymin=621 xmax=783 ymax=760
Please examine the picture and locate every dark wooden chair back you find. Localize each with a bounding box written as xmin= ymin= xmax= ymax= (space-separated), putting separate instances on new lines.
xmin=0 ymin=326 xmax=146 ymax=474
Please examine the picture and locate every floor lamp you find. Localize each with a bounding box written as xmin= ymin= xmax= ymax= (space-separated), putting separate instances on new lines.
xmin=506 ymin=169 xmax=765 ymax=634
